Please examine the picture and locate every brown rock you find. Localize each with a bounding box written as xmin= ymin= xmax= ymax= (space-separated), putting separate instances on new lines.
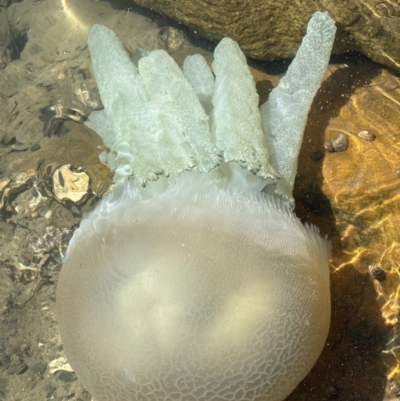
xmin=131 ymin=0 xmax=400 ymax=71
xmin=323 ymin=0 xmax=400 ymax=71
xmin=131 ymin=0 xmax=320 ymax=59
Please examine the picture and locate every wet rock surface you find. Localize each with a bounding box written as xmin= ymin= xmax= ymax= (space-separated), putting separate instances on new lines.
xmin=130 ymin=0 xmax=400 ymax=72
xmin=0 ymin=1 xmax=163 ymax=400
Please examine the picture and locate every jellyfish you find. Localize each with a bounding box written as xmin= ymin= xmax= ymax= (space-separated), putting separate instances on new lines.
xmin=56 ymin=11 xmax=336 ymax=401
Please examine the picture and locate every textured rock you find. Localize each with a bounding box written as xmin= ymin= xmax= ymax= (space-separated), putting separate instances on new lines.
xmin=131 ymin=0 xmax=400 ymax=71
xmin=323 ymin=0 xmax=400 ymax=71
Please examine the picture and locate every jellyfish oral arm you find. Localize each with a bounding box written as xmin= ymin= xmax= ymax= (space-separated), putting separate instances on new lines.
xmin=86 ymin=11 xmax=336 ymax=203
xmin=261 ymin=12 xmax=336 ymax=199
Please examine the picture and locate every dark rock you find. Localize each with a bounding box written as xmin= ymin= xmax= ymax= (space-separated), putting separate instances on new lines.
xmin=56 ymin=371 xmax=77 ymax=383
xmin=129 ymin=0 xmax=400 ymax=71
xmin=31 ymin=362 xmax=47 ymax=377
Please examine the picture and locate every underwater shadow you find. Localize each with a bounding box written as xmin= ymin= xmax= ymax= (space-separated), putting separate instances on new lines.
xmin=287 ymin=264 xmax=389 ymax=401
xmin=289 ymin=59 xmax=389 ymax=400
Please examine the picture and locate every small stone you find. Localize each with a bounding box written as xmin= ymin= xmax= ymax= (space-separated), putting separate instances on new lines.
xmin=56 ymin=371 xmax=76 ymax=382
xmin=395 ymin=168 xmax=400 ymax=178
xmin=369 ymin=265 xmax=386 ymax=282
xmin=324 ymin=140 xmax=335 ymax=153
xmin=331 ymin=133 xmax=349 ymax=152
xmin=310 ymin=147 xmax=324 ymax=161
xmin=31 ymin=362 xmax=47 ymax=377
xmin=357 ymin=130 xmax=375 ymax=141
xmin=159 ymin=26 xmax=187 ymax=53
xmin=30 ymin=143 xmax=41 ymax=151
xmin=325 ymin=133 xmax=349 ymax=153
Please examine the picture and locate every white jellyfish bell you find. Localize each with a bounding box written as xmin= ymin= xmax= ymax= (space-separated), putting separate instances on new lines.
xmin=56 ymin=12 xmax=336 ymax=401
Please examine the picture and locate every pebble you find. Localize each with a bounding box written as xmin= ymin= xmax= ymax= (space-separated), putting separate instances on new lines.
xmin=31 ymin=362 xmax=47 ymax=377
xmin=357 ymin=130 xmax=376 ymax=141
xmin=369 ymin=265 xmax=386 ymax=282
xmin=324 ymin=133 xmax=349 ymax=153
xmin=310 ymin=147 xmax=324 ymax=161
xmin=56 ymin=371 xmax=77 ymax=383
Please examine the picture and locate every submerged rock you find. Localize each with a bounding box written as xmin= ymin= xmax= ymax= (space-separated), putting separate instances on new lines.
xmin=130 ymin=0 xmax=400 ymax=71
